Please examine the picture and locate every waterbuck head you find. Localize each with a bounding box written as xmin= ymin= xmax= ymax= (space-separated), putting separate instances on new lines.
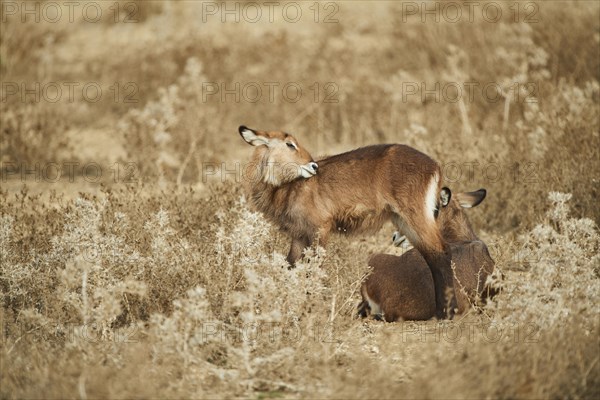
xmin=438 ymin=188 xmax=487 ymax=243
xmin=238 ymin=125 xmax=318 ymax=186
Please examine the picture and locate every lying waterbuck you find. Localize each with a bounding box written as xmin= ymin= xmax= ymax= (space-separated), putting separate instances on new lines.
xmin=238 ymin=125 xmax=457 ymax=318
xmin=358 ymin=188 xmax=495 ymax=321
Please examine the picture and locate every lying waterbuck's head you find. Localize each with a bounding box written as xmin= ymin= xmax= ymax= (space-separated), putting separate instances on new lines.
xmin=437 ymin=188 xmax=487 ymax=243
xmin=239 ymin=125 xmax=318 ymax=186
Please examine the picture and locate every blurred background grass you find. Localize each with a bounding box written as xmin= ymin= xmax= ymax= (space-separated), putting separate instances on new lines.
xmin=1 ymin=0 xmax=598 ymax=229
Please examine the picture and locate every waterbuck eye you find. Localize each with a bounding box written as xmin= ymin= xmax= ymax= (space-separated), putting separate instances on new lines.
xmin=286 ymin=142 xmax=297 ymax=150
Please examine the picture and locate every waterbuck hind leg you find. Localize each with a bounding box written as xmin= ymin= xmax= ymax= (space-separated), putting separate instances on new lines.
xmin=422 ymin=247 xmax=457 ymax=319
xmin=400 ymin=213 xmax=457 ymax=319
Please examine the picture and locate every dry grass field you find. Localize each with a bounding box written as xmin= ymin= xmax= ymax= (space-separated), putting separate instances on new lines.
xmin=1 ymin=1 xmax=599 ymax=398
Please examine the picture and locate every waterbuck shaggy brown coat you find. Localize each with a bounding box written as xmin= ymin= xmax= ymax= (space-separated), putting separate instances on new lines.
xmin=358 ymin=189 xmax=496 ymax=321
xmin=238 ymin=125 xmax=457 ymax=318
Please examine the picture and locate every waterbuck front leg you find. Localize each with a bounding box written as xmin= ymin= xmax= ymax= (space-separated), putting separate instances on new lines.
xmin=286 ymin=228 xmax=330 ymax=268
xmin=286 ymin=236 xmax=311 ymax=267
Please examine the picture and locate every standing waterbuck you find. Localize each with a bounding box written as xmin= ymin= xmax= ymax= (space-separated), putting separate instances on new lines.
xmin=358 ymin=188 xmax=496 ymax=321
xmin=238 ymin=125 xmax=455 ymax=318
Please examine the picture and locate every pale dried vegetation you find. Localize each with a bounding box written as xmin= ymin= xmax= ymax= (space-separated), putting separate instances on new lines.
xmin=1 ymin=1 xmax=599 ymax=399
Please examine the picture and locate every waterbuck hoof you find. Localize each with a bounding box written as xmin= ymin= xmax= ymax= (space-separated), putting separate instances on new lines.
xmin=435 ymin=307 xmax=456 ymax=320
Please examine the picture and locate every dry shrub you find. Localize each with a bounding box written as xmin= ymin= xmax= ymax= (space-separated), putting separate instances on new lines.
xmin=118 ymin=57 xmax=222 ymax=182
xmin=2 ymin=184 xmax=598 ymax=398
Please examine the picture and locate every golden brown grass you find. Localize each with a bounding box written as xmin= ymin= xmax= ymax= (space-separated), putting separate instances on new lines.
xmin=1 ymin=1 xmax=599 ymax=399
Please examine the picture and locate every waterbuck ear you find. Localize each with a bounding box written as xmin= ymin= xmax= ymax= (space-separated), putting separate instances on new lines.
xmin=239 ymin=125 xmax=269 ymax=147
xmin=440 ymin=187 xmax=452 ymax=207
xmin=456 ymin=189 xmax=487 ymax=208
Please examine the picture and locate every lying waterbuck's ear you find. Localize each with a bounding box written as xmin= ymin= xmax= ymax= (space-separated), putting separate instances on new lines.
xmin=239 ymin=125 xmax=270 ymax=146
xmin=455 ymin=189 xmax=487 ymax=208
xmin=440 ymin=187 xmax=452 ymax=207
